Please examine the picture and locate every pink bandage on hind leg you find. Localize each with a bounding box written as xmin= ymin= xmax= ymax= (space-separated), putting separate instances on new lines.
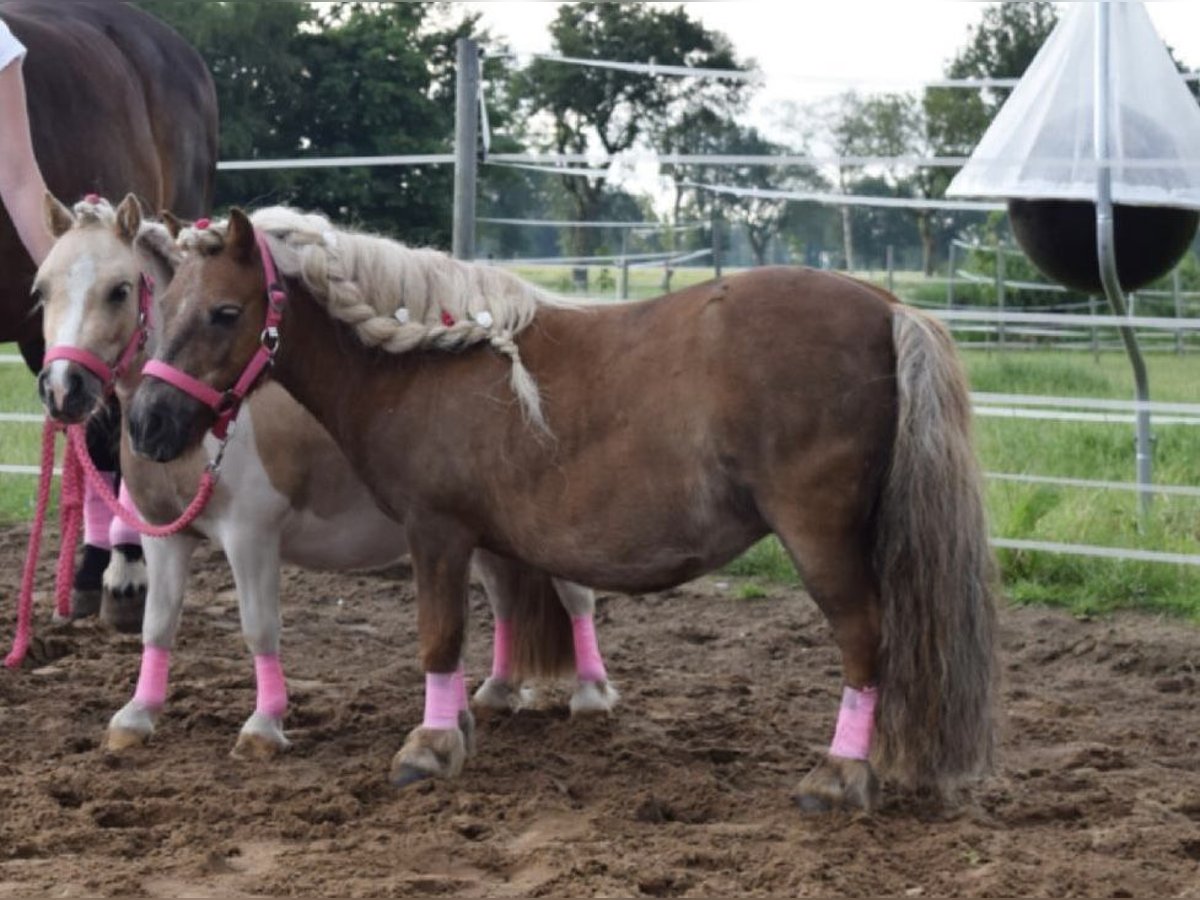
xmin=829 ymin=685 xmax=879 ymax=760
xmin=109 ymin=482 xmax=143 ymax=548
xmin=254 ymin=654 xmax=288 ymax=719
xmin=452 ymin=664 xmax=468 ymax=712
xmin=84 ymin=471 xmax=117 ymax=549
xmin=491 ymin=619 xmax=513 ymax=681
xmin=571 ymin=615 xmax=607 ymax=683
xmin=133 ymin=645 xmax=170 ymax=709
xmin=422 ymin=672 xmax=461 ymax=730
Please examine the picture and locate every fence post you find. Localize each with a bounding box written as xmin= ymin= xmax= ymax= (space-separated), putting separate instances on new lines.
xmin=995 ymin=241 xmax=1007 ymax=349
xmin=1173 ymin=267 xmax=1183 ymax=354
xmin=946 ymin=241 xmax=956 ymax=308
xmin=886 ymin=244 xmax=894 ymax=294
xmin=619 ymin=228 xmax=630 ymax=300
xmin=711 ymin=207 xmax=723 ymax=279
xmin=1088 ymin=294 xmax=1100 ymax=362
xmin=452 ymin=38 xmax=480 ymax=261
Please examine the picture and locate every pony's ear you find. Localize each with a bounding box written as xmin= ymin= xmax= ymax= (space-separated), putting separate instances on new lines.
xmin=115 ymin=193 xmax=143 ymax=244
xmin=160 ymin=210 xmax=185 ymax=239
xmin=226 ymin=207 xmax=258 ymax=264
xmin=43 ymin=191 xmax=75 ymax=238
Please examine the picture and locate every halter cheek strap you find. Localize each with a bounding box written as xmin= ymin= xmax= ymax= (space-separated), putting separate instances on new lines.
xmin=42 ymin=273 xmax=155 ymax=392
xmin=142 ymin=230 xmax=286 ymax=443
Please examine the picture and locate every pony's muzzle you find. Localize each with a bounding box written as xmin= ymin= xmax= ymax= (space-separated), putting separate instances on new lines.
xmin=128 ymin=381 xmax=208 ymax=463
xmin=38 ymin=362 xmax=99 ymax=424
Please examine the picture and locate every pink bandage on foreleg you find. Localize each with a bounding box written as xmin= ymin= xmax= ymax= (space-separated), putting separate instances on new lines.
xmin=109 ymin=482 xmax=143 ymax=548
xmin=829 ymin=685 xmax=879 ymax=760
xmin=491 ymin=619 xmax=513 ymax=681
xmin=133 ymin=645 xmax=170 ymax=709
xmin=254 ymin=654 xmax=288 ymax=719
xmin=452 ymin=664 xmax=468 ymax=712
xmin=84 ymin=471 xmax=117 ymax=549
xmin=571 ymin=615 xmax=607 ymax=682
xmin=422 ymin=672 xmax=461 ymax=730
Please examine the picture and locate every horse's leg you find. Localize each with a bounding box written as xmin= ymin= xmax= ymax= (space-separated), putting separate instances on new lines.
xmin=392 ymin=519 xmax=474 ymax=786
xmin=224 ymin=531 xmax=290 ymax=760
xmin=471 ymin=550 xmax=526 ymax=712
xmin=100 ymin=481 xmax=148 ymax=634
xmin=107 ymin=533 xmax=198 ymax=750
xmin=70 ymin=400 xmax=122 ymax=620
xmin=552 ymin=578 xmax=619 ymax=716
xmin=771 ymin=511 xmax=883 ymax=813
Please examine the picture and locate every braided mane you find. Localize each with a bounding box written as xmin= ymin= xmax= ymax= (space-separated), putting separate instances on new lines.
xmin=176 ymin=207 xmax=584 ymax=431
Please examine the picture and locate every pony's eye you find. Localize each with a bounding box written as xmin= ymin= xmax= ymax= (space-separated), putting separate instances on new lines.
xmin=108 ymin=283 xmax=131 ymax=304
xmin=209 ymin=305 xmax=242 ymax=327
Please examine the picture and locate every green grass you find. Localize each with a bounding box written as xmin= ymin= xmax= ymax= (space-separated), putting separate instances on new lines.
xmin=0 ymin=348 xmax=50 ymax=526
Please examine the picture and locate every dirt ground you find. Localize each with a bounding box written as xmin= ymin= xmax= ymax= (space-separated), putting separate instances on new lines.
xmin=0 ymin=522 xmax=1198 ymax=898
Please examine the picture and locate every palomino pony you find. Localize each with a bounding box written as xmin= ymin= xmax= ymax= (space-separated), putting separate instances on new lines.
xmin=2 ymin=0 xmax=218 ymax=623
xmin=34 ymin=194 xmax=616 ymax=758
xmin=131 ymin=207 xmax=998 ymax=811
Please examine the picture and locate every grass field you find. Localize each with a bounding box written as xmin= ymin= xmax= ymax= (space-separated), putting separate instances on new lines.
xmin=3 ymin=268 xmax=1198 ymax=619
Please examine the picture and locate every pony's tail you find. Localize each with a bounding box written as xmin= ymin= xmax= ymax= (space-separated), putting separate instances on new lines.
xmin=872 ymin=304 xmax=999 ymax=794
xmin=507 ymin=569 xmax=576 ymax=682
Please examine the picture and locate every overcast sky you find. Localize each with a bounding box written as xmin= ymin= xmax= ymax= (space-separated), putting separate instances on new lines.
xmin=467 ymin=1 xmax=1200 ymax=130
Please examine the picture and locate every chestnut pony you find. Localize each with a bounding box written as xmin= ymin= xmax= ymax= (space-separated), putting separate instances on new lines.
xmin=131 ymin=207 xmax=998 ymax=811
xmin=34 ymin=195 xmax=615 ymax=759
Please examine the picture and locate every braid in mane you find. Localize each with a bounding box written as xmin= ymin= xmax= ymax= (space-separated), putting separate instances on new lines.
xmin=176 ymin=208 xmax=579 ymax=432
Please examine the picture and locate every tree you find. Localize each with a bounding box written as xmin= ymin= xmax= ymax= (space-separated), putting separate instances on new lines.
xmin=514 ymin=2 xmax=750 ymax=271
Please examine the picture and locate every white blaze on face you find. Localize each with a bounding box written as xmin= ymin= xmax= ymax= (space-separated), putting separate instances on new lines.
xmin=46 ymin=252 xmax=97 ymax=396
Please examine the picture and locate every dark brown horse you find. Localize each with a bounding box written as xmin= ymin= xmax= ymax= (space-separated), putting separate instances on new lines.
xmin=130 ymin=208 xmax=999 ymax=812
xmin=0 ymin=0 xmax=217 ymax=620
xmin=1 ymin=0 xmax=217 ymax=365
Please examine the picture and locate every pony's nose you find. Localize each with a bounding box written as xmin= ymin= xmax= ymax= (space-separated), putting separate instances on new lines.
xmin=129 ymin=406 xmax=182 ymax=463
xmin=38 ymin=365 xmax=87 ymax=421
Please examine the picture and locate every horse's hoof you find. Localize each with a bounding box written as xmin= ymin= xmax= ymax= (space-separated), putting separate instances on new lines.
xmin=100 ymin=590 xmax=145 ymax=634
xmin=793 ymin=755 xmax=879 ymax=814
xmin=389 ymin=726 xmax=466 ymax=785
xmin=472 ymin=676 xmax=521 ymax=712
xmin=69 ymin=588 xmax=102 ymax=620
xmin=392 ymin=764 xmax=433 ymax=788
xmin=569 ymin=679 xmax=619 ymax=716
xmin=231 ymin=712 xmax=290 ymax=761
xmin=106 ymin=725 xmax=151 ymax=752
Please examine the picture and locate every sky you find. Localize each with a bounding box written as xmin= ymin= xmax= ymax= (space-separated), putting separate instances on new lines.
xmin=467 ymin=1 xmax=1200 ymax=133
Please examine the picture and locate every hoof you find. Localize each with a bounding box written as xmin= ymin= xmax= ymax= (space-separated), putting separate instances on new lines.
xmin=231 ymin=712 xmax=290 ymax=761
xmin=569 ymin=679 xmax=619 ymax=716
xmin=458 ymin=708 xmax=477 ymax=757
xmin=101 ymin=552 xmax=147 ymax=634
xmin=390 ymin=726 xmax=466 ymax=786
xmin=106 ymin=700 xmax=158 ymax=751
xmin=472 ymin=676 xmax=522 ymax=712
xmin=100 ymin=590 xmax=146 ymax=634
xmin=66 ymin=588 xmax=102 ymax=621
xmin=793 ymin=755 xmax=879 ymax=814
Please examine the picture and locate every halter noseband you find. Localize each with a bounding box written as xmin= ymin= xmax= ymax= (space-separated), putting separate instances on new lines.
xmin=42 ymin=272 xmax=155 ymax=394
xmin=142 ymin=229 xmax=286 ymax=443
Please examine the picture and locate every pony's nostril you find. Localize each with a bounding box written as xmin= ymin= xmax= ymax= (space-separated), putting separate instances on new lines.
xmin=67 ymin=369 xmax=83 ymax=398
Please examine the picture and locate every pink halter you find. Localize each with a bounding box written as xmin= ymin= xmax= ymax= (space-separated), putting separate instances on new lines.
xmin=142 ymin=230 xmax=286 ymax=441
xmin=42 ymin=272 xmax=154 ymax=393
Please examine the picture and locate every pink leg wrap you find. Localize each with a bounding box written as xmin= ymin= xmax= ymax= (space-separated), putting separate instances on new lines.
xmin=109 ymin=482 xmax=143 ymax=548
xmin=84 ymin=471 xmax=116 ymax=549
xmin=254 ymin=654 xmax=288 ymax=719
xmin=829 ymin=685 xmax=879 ymax=760
xmin=422 ymin=671 xmax=461 ymax=730
xmin=491 ymin=619 xmax=513 ymax=681
xmin=571 ymin=615 xmax=607 ymax=682
xmin=133 ymin=645 xmax=170 ymax=709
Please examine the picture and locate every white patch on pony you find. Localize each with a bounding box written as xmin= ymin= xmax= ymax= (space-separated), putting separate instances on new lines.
xmin=102 ymin=550 xmax=148 ymax=597
xmin=46 ymin=252 xmax=97 ymax=393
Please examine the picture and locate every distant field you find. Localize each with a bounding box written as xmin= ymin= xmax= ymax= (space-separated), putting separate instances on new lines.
xmin=2 ymin=276 xmax=1197 ymax=619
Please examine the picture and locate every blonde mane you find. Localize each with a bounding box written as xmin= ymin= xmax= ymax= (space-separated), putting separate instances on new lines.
xmin=176 ymin=207 xmax=583 ymax=431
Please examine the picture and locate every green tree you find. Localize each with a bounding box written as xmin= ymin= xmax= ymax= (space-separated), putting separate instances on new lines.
xmin=515 ymin=2 xmax=750 ymax=271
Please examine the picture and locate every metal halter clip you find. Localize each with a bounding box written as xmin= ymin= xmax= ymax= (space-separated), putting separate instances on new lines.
xmin=205 ymin=424 xmax=234 ymax=477
xmin=261 ymin=326 xmax=280 ymax=358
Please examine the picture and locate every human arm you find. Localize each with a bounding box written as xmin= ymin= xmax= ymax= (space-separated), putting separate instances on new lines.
xmin=0 ymin=51 xmax=53 ymax=265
